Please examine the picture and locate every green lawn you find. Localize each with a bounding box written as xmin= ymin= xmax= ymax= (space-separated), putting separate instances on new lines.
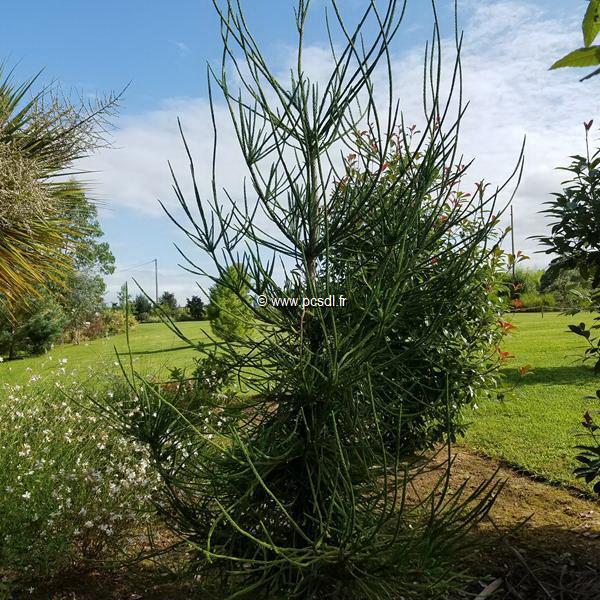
xmin=0 ymin=321 xmax=211 ymax=387
xmin=461 ymin=311 xmax=598 ymax=491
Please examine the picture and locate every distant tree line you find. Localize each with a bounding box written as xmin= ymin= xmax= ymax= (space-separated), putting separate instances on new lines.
xmin=502 ymin=266 xmax=592 ymax=312
xmin=122 ymin=289 xmax=207 ymax=323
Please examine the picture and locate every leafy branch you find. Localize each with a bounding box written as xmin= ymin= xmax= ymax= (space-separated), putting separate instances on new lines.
xmin=551 ymin=0 xmax=600 ymax=81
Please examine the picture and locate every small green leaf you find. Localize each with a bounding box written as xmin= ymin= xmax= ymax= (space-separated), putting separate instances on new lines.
xmin=583 ymin=0 xmax=600 ymax=47
xmin=551 ymin=46 xmax=600 ymax=70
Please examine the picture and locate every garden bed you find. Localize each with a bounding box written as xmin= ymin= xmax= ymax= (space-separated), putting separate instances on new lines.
xmin=14 ymin=449 xmax=599 ymax=600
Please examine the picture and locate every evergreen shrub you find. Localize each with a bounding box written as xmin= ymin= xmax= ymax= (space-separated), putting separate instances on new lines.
xmin=108 ymin=2 xmax=520 ymax=597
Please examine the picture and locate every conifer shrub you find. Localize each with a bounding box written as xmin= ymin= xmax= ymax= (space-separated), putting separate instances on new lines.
xmin=108 ymin=1 xmax=520 ymax=597
xmin=206 ymin=264 xmax=255 ymax=340
xmin=0 ymin=299 xmax=65 ymax=359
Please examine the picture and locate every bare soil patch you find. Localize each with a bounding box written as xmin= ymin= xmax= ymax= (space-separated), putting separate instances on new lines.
xmin=428 ymin=449 xmax=600 ymax=600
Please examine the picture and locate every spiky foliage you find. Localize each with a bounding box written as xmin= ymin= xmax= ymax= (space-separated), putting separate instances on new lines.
xmin=0 ymin=65 xmax=117 ymax=304
xmin=108 ymin=1 xmax=521 ymax=598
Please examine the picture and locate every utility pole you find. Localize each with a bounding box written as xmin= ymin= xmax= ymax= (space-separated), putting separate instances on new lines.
xmin=510 ymin=206 xmax=516 ymax=282
xmin=154 ymin=259 xmax=159 ymax=303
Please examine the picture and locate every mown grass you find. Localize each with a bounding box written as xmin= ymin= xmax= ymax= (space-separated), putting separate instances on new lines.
xmin=0 ymin=321 xmax=210 ymax=387
xmin=461 ymin=311 xmax=598 ymax=491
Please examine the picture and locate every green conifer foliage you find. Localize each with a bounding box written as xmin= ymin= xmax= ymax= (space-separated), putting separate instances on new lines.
xmin=109 ymin=2 xmax=522 ymax=597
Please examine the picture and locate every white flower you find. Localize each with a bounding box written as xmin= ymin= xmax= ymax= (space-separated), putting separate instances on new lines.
xmin=22 ymin=491 xmax=31 ymax=500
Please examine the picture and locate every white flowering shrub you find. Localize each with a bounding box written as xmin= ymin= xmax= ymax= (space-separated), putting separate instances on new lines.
xmin=0 ymin=370 xmax=159 ymax=590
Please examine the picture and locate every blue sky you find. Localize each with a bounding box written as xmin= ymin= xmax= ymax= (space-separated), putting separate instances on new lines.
xmin=0 ymin=1 xmax=462 ymax=109
xmin=0 ymin=0 xmax=590 ymax=302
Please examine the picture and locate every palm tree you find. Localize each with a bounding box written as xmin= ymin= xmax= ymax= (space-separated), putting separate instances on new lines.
xmin=0 ymin=64 xmax=117 ymax=305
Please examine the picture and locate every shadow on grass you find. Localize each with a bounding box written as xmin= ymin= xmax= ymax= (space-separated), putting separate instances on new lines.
xmin=116 ymin=345 xmax=193 ymax=357
xmin=501 ymin=365 xmax=598 ymax=387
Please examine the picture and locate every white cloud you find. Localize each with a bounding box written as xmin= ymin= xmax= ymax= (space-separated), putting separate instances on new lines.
xmin=84 ymin=98 xmax=247 ymax=217
xmin=173 ymin=41 xmax=191 ymax=57
xmin=91 ymin=0 xmax=597 ymax=292
xmin=454 ymin=0 xmax=594 ymax=265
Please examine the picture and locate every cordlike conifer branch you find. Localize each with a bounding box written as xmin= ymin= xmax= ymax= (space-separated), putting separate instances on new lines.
xmin=121 ymin=1 xmax=524 ymax=598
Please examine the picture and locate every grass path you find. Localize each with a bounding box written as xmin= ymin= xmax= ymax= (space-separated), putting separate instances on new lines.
xmin=461 ymin=312 xmax=599 ymax=491
xmin=0 ymin=321 xmax=210 ymax=387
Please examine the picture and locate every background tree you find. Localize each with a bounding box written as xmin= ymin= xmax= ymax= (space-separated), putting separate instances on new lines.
xmin=0 ymin=186 xmax=120 ymax=348
xmin=157 ymin=290 xmax=178 ymax=319
xmin=206 ymin=265 xmax=253 ymax=340
xmin=551 ymin=0 xmax=600 ymax=81
xmin=117 ymin=283 xmax=131 ymax=311
xmin=540 ymin=267 xmax=591 ymax=308
xmin=54 ymin=191 xmax=115 ymax=338
xmin=186 ymin=295 xmax=206 ymax=320
xmin=132 ymin=293 xmax=153 ymax=321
